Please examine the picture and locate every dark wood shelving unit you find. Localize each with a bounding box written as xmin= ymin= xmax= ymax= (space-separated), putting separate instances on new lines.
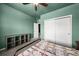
xmin=6 ymin=34 xmax=32 ymax=50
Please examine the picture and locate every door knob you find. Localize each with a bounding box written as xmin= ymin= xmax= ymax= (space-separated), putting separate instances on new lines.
xmin=68 ymin=33 xmax=70 ymax=35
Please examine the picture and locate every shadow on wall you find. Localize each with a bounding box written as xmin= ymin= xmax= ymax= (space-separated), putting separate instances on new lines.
xmin=0 ymin=4 xmax=5 ymax=49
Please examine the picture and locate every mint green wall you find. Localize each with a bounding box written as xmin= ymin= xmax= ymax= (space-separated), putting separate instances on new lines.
xmin=0 ymin=4 xmax=36 ymax=49
xmin=39 ymin=4 xmax=79 ymax=48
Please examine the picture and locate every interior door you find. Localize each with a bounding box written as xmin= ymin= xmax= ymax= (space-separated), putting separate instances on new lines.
xmin=44 ymin=19 xmax=56 ymax=42
xmin=55 ymin=16 xmax=72 ymax=47
xmin=34 ymin=23 xmax=39 ymax=38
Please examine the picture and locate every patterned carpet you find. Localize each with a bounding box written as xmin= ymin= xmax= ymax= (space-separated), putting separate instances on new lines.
xmin=18 ymin=40 xmax=79 ymax=56
xmin=1 ymin=39 xmax=79 ymax=56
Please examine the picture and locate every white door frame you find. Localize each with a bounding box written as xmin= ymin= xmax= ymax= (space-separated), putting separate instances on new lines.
xmin=34 ymin=23 xmax=40 ymax=39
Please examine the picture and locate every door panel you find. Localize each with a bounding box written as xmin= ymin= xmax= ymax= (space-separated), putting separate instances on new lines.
xmin=55 ymin=17 xmax=72 ymax=47
xmin=34 ymin=23 xmax=39 ymax=38
xmin=44 ymin=20 xmax=55 ymax=42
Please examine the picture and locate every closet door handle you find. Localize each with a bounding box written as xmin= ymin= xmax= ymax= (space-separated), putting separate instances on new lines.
xmin=68 ymin=33 xmax=70 ymax=35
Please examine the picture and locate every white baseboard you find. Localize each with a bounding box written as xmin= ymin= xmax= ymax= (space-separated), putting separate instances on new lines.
xmin=0 ymin=48 xmax=6 ymax=52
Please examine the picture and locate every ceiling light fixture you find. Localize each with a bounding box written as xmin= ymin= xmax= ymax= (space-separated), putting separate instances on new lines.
xmin=33 ymin=3 xmax=39 ymax=6
xmin=22 ymin=3 xmax=48 ymax=11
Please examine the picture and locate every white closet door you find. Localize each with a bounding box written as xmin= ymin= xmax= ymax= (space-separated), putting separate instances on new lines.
xmin=34 ymin=23 xmax=39 ymax=38
xmin=55 ymin=16 xmax=72 ymax=47
xmin=44 ymin=20 xmax=55 ymax=42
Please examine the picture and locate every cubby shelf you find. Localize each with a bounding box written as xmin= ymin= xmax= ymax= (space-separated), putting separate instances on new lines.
xmin=6 ymin=34 xmax=32 ymax=49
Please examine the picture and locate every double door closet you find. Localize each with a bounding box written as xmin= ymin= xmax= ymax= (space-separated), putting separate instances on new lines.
xmin=44 ymin=15 xmax=72 ymax=47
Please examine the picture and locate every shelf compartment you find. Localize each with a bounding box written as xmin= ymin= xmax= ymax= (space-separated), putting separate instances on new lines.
xmin=7 ymin=42 xmax=14 ymax=44
xmin=21 ymin=40 xmax=25 ymax=44
xmin=7 ymin=43 xmax=14 ymax=49
xmin=15 ymin=36 xmax=20 ymax=41
xmin=21 ymin=35 xmax=24 ymax=40
xmin=25 ymin=34 xmax=28 ymax=42
xmin=7 ymin=37 xmax=14 ymax=43
xmin=15 ymin=41 xmax=20 ymax=46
